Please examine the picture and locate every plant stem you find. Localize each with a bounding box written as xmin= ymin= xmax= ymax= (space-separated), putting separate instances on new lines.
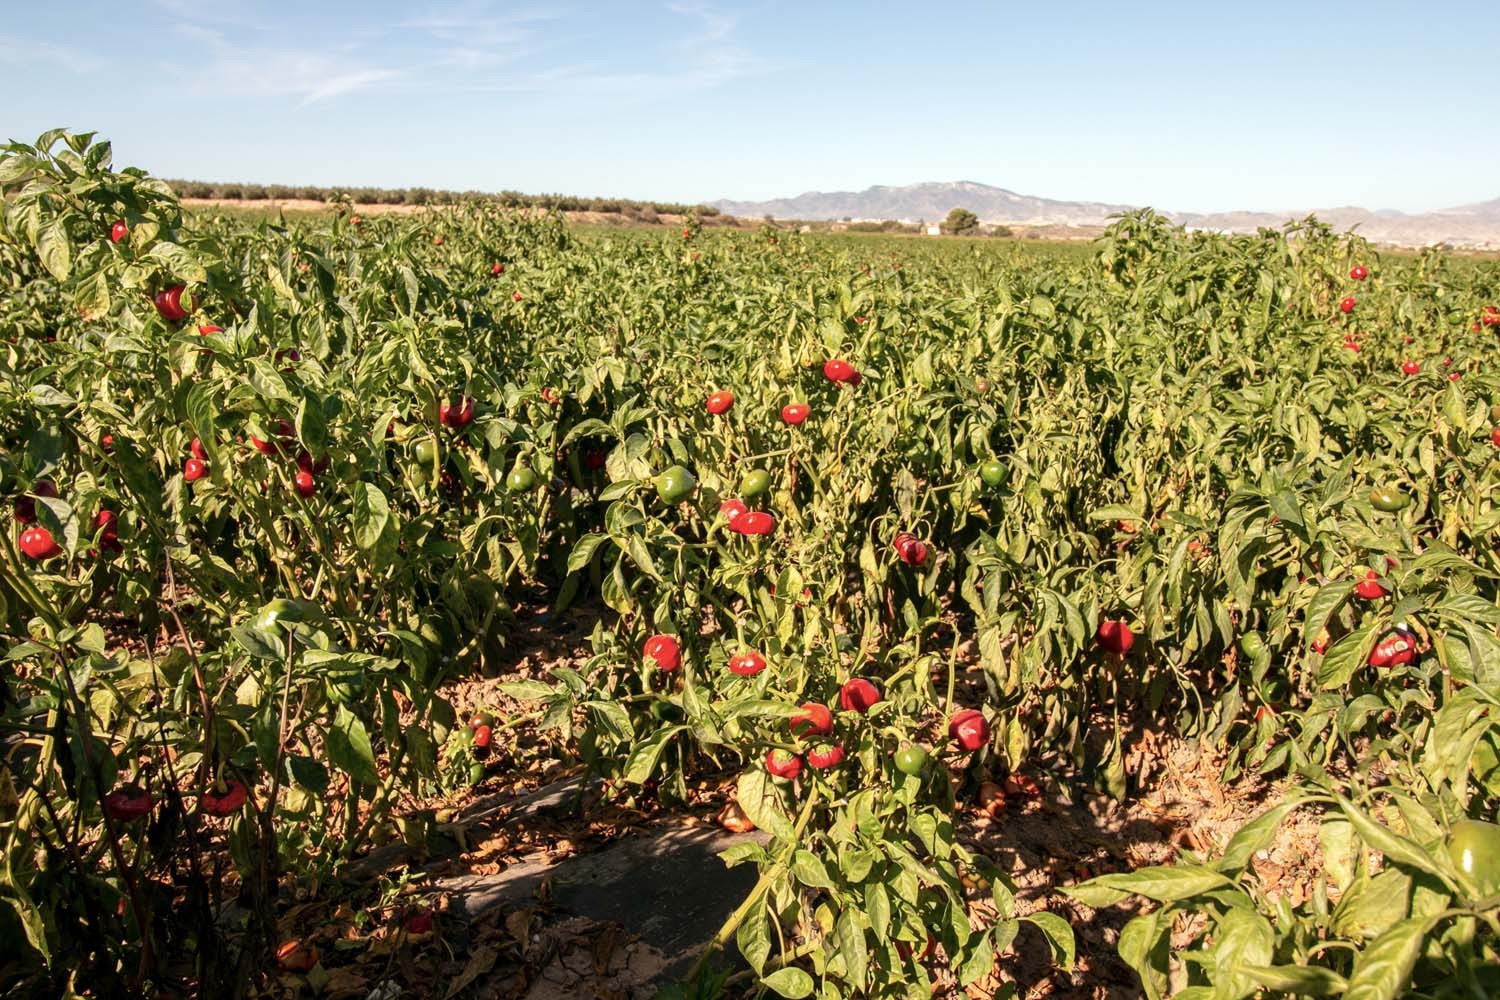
xmin=689 ymin=786 xmax=821 ymax=983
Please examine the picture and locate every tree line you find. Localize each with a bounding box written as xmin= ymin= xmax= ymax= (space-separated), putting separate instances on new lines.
xmin=163 ymin=179 xmax=721 ymax=217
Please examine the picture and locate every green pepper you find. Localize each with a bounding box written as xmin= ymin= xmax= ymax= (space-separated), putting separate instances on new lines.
xmin=1369 ymin=487 xmax=1409 ymax=513
xmin=740 ymin=469 xmax=771 ymax=499
xmin=655 ymin=465 xmax=697 ymax=504
xmin=894 ymin=746 xmax=929 ymax=776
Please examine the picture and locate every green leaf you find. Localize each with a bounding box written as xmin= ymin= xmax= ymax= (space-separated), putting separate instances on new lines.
xmin=623 ymin=725 xmax=682 ymax=785
xmin=147 ymin=241 xmax=207 ymax=283
xmin=351 ymin=483 xmax=391 ymax=552
xmin=584 ymin=700 xmax=634 ymax=743
xmin=1239 ymin=965 xmax=1347 ymax=996
xmin=295 ymin=394 xmax=329 ymax=453
xmin=185 ymin=381 xmax=218 ymax=464
xmin=719 ymin=841 xmax=768 ymax=868
xmin=835 ymin=908 xmax=867 ymax=988
xmin=1021 ymin=911 xmax=1074 ymax=971
xmin=567 ymin=533 xmax=609 ymax=573
xmin=231 ymin=625 xmax=282 ymax=661
xmin=737 ymin=904 xmax=772 ymax=975
xmin=326 ymin=707 xmax=379 ymax=788
xmin=792 ymin=850 xmax=836 ymax=890
xmin=735 ymin=768 xmax=793 ymax=841
xmin=1441 ymin=381 xmax=1469 ymax=435
xmin=1117 ymin=911 xmax=1169 ymax=1000
xmin=865 ymin=881 xmax=891 ymax=940
xmin=1087 ymin=505 xmax=1142 ymax=523
xmin=1304 ymin=579 xmax=1351 ymax=649
xmin=1343 ymin=915 xmax=1440 ymax=1000
xmin=1268 ymin=489 xmax=1305 ymax=534
xmin=247 ymin=358 xmax=292 ymax=400
xmin=1061 ymin=881 xmax=1130 ymax=908
xmin=0 ymin=152 xmax=39 ymax=184
xmin=624 ymin=534 xmax=662 ymax=581
xmin=1218 ymin=797 xmax=1301 ymax=874
xmin=30 ymin=385 xmax=75 ymax=407
xmin=36 ymin=214 xmax=71 ymax=280
xmin=1407 ymin=546 xmax=1482 ymax=575
xmin=1 ymin=886 xmax=51 ymax=964
xmin=1431 ymin=592 xmax=1500 ymax=625
xmin=1210 ymin=908 xmax=1274 ymax=998
xmin=73 ymin=269 xmax=110 ymax=319
xmin=496 ymin=680 xmax=554 ymax=702
xmin=1332 ymin=869 xmax=1411 ymax=940
xmin=287 ymin=754 xmax=330 ymax=794
xmin=761 ymin=968 xmax=814 ymax=999
xmin=957 ymin=929 xmax=995 ymax=986
xmin=1334 ymin=794 xmax=1444 ymax=880
xmin=840 ymin=847 xmax=876 ymax=884
xmin=561 ymin=418 xmax=615 ymax=445
xmin=1318 ymin=623 xmax=1379 ymax=690
xmin=1070 ymin=864 xmax=1232 ymax=903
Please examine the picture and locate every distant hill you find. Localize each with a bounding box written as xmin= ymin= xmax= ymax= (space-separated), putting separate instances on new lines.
xmin=713 ymin=181 xmax=1500 ymax=248
xmin=714 ymin=181 xmax=1132 ymax=229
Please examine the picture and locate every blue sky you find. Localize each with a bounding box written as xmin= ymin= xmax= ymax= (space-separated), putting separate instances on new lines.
xmin=6 ymin=1 xmax=1498 ymax=213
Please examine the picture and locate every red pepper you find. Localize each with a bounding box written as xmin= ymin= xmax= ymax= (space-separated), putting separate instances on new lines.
xmin=201 ymin=778 xmax=248 ymax=816
xmin=1097 ymin=619 xmax=1135 ymax=656
xmin=440 ymin=395 xmax=475 ymax=429
xmin=730 ymin=511 xmax=776 ymax=536
xmin=154 ymin=285 xmax=192 ymax=322
xmin=807 ymin=743 xmax=845 ymax=770
xmin=765 ymin=748 xmax=803 ymax=780
xmin=948 ymin=709 xmax=990 ymax=752
xmin=19 ymin=526 xmax=61 ymax=560
xmin=822 ymin=359 xmax=858 ymax=383
xmin=894 ymin=532 xmax=928 ymax=567
xmin=643 ymin=634 xmax=681 ymax=672
xmin=790 ymin=703 xmax=833 ymax=738
xmin=728 ymin=651 xmax=767 ymax=676
xmin=103 ymin=784 xmax=155 ymax=822
xmin=1353 ymin=570 xmax=1387 ymax=600
xmin=1368 ymin=629 xmax=1416 ymax=668
xmin=838 ymin=679 xmax=881 ymax=714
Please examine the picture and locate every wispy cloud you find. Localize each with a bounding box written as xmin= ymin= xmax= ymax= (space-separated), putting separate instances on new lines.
xmin=163 ymin=20 xmax=403 ymax=106
xmin=141 ymin=0 xmax=767 ymax=108
xmin=300 ymin=68 xmax=405 ymax=106
xmin=401 ymin=5 xmax=560 ymax=43
xmin=0 ymin=34 xmax=97 ymax=72
xmin=667 ymin=2 xmax=738 ymax=45
xmin=163 ymin=24 xmax=403 ymax=106
xmin=401 ymin=5 xmax=564 ymax=72
xmin=153 ymin=0 xmax=269 ymax=28
xmin=457 ymin=3 xmax=771 ymax=102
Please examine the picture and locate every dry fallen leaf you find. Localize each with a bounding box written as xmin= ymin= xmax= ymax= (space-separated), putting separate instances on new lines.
xmin=718 ymin=801 xmax=756 ymax=833
xmin=977 ymin=781 xmax=1005 ymax=818
xmin=321 ymin=966 xmax=370 ymax=1000
xmin=506 ymin=907 xmax=537 ymax=952
xmin=443 ymin=943 xmax=499 ymax=1000
xmin=276 ymin=940 xmax=319 ymax=974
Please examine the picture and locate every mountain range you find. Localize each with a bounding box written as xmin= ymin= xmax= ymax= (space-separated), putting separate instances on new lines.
xmin=712 ymin=182 xmax=1500 ymax=248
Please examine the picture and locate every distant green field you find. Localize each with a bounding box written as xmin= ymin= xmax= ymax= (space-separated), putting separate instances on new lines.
xmin=187 ymin=201 xmax=1096 ymax=262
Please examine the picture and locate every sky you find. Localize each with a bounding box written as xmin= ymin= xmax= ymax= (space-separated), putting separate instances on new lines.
xmin=5 ymin=1 xmax=1499 ymax=214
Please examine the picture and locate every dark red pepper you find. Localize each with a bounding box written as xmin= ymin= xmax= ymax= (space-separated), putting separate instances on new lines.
xmin=102 ymin=784 xmax=155 ymax=822
xmin=201 ymin=778 xmax=248 ymax=816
